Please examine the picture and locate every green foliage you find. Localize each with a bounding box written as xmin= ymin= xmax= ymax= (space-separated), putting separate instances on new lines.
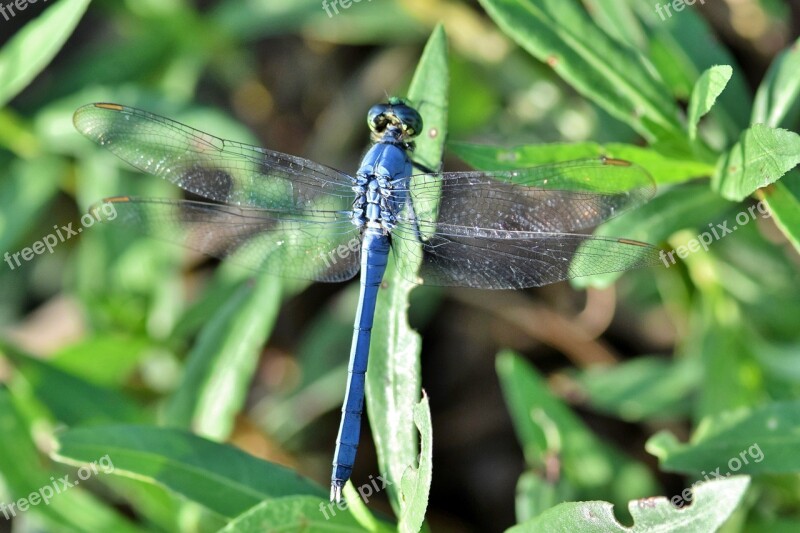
xmin=0 ymin=0 xmax=91 ymax=107
xmin=1 ymin=0 xmax=800 ymax=532
xmin=648 ymin=401 xmax=800 ymax=474
xmin=688 ymin=66 xmax=732 ymax=141
xmin=52 ymin=425 xmax=325 ymax=518
xmin=477 ymin=0 xmax=684 ymax=144
xmin=497 ymin=352 xmax=657 ymax=506
xmin=364 ymin=25 xmax=445 ymax=521
xmin=508 ymin=477 xmax=749 ymax=533
xmin=712 ymin=124 xmax=800 ymax=201
xmin=163 ymin=275 xmax=284 ymax=440
xmin=216 ymin=496 xmax=374 ymax=532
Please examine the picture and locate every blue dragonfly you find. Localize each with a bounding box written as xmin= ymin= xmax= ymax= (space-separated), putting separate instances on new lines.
xmin=73 ymin=99 xmax=660 ymax=502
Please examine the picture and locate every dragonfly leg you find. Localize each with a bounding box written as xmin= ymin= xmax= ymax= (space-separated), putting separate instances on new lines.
xmin=411 ymin=160 xmax=441 ymax=174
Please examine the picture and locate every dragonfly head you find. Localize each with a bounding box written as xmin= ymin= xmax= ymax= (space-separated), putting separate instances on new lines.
xmin=368 ymin=99 xmax=423 ymax=143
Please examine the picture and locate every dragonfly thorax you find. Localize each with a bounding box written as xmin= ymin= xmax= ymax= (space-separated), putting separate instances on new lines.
xmin=352 ymin=176 xmax=396 ymax=231
xmin=351 ymin=141 xmax=413 ymax=232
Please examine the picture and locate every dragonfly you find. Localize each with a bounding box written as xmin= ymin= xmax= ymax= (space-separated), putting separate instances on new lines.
xmin=73 ymin=98 xmax=660 ymax=502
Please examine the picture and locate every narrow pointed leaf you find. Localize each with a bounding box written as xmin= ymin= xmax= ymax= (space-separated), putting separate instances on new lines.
xmin=365 ymin=24 xmax=447 ymax=519
xmin=52 ymin=425 xmax=325 ymax=519
xmin=2 ymin=342 xmax=145 ymax=425
xmin=478 ymin=0 xmax=683 ymax=144
xmin=449 ymin=140 xmax=714 ymax=185
xmin=647 ymin=401 xmax=800 ymax=474
xmin=164 ymin=275 xmax=282 ymax=440
xmin=0 ymin=389 xmax=143 ymax=533
xmin=398 ymin=394 xmax=433 ymax=533
xmin=752 ymin=37 xmax=800 ymax=128
xmin=758 ymin=172 xmax=800 ymax=253
xmin=0 ymin=0 xmax=92 ymax=106
xmin=497 ymin=352 xmax=657 ymax=504
xmin=688 ymin=65 xmax=733 ymax=140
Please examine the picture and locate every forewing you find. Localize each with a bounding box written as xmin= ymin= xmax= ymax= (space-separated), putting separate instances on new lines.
xmin=391 ymin=223 xmax=660 ymax=289
xmin=399 ymin=158 xmax=655 ymax=233
xmin=95 ymin=197 xmax=362 ymax=282
xmin=73 ymin=103 xmax=355 ymax=212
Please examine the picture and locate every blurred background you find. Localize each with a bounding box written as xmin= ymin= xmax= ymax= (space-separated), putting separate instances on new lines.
xmin=1 ymin=0 xmax=800 ymax=531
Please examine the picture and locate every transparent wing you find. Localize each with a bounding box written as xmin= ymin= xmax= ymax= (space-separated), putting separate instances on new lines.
xmin=397 ymin=157 xmax=655 ymax=233
xmin=391 ymin=223 xmax=660 ymax=289
xmin=388 ymin=157 xmax=658 ymax=288
xmin=74 ymin=103 xmax=355 ymax=212
xmin=96 ymin=197 xmax=362 ymax=282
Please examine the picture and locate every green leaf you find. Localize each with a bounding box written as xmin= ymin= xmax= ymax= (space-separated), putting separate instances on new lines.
xmin=340 ymin=481 xmax=394 ymax=533
xmin=51 ymin=334 xmax=150 ymax=387
xmin=629 ymin=1 xmax=751 ymax=140
xmin=507 ymin=477 xmax=749 ymax=533
xmin=263 ymin=286 xmax=357 ymax=442
xmin=448 ymin=140 xmax=714 ymax=185
xmin=2 ymin=342 xmax=145 ymax=426
xmin=577 ymin=356 xmax=700 ymax=422
xmin=0 ymin=156 xmax=64 ymax=254
xmin=758 ymin=171 xmax=800 ymax=253
xmin=477 ymin=0 xmax=683 ymax=144
xmin=51 ymin=425 xmax=325 ymax=519
xmin=304 ymin=2 xmax=425 ymax=45
xmin=572 ymin=182 xmax=734 ymax=288
xmin=647 ymin=401 xmax=800 ymax=475
xmin=515 ymin=472 xmax=573 ymax=523
xmin=712 ymin=124 xmax=800 ymax=201
xmin=164 ymin=275 xmax=282 ymax=440
xmin=0 ymin=388 xmax=144 ymax=533
xmin=752 ymin=37 xmax=800 ymax=128
xmin=212 ymin=0 xmax=423 ymax=44
xmin=398 ymin=395 xmax=433 ymax=533
xmin=684 ymin=294 xmax=764 ymax=420
xmin=0 ymin=0 xmax=92 ymax=107
xmin=688 ymin=66 xmax=733 ymax=141
xmin=496 ymin=351 xmax=657 ymax=505
xmin=406 ymin=29 xmax=448 ymax=173
xmin=583 ymin=0 xmax=646 ymax=50
xmin=591 ymin=182 xmax=734 ymax=245
xmin=365 ymin=25 xmax=447 ymax=519
xmin=218 ymin=496 xmax=370 ymax=532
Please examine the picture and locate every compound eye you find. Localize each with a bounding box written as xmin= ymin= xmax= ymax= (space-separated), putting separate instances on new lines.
xmin=395 ymin=105 xmax=423 ymax=137
xmin=368 ymin=104 xmax=391 ymax=133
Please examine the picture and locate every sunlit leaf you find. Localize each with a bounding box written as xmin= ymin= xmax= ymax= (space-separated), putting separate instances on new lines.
xmin=0 ymin=0 xmax=92 ymax=106
xmin=164 ymin=275 xmax=282 ymax=441
xmin=365 ymin=25 xmax=447 ymax=521
xmin=647 ymin=401 xmax=800 ymax=474
xmin=496 ymin=351 xmax=657 ymax=505
xmin=52 ymin=425 xmax=325 ymax=518
xmin=478 ymin=0 xmax=683 ymax=144
xmin=752 ymin=36 xmax=800 ymax=128
xmin=688 ymin=65 xmax=733 ymax=141
xmin=712 ymin=124 xmax=800 ymax=201
xmin=507 ymin=477 xmax=749 ymax=533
